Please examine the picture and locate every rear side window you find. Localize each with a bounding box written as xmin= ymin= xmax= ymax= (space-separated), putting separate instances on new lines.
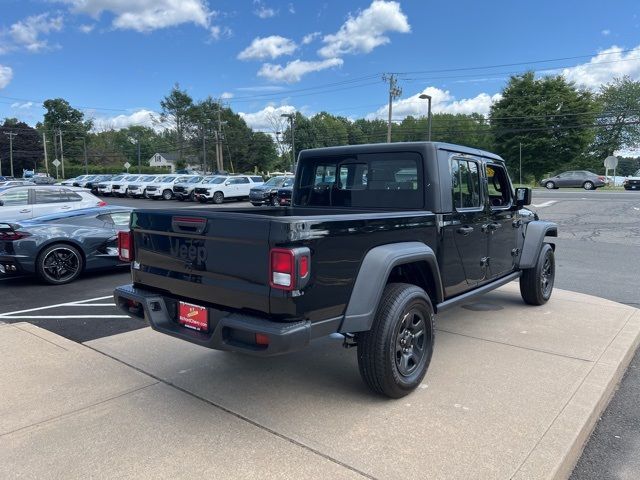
xmin=451 ymin=158 xmax=481 ymax=209
xmin=251 ymin=176 xmax=264 ymax=182
xmin=295 ymin=152 xmax=423 ymax=209
xmin=35 ymin=188 xmax=64 ymax=204
xmin=62 ymin=189 xmax=83 ymax=202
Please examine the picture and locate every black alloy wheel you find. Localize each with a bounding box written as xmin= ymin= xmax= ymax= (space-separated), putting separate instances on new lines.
xmin=37 ymin=244 xmax=84 ymax=285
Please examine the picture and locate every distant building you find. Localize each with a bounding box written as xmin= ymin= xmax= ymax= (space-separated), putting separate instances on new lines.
xmin=148 ymin=153 xmax=201 ymax=173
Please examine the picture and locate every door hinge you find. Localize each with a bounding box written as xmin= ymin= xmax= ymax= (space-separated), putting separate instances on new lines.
xmin=480 ymin=257 xmax=490 ymax=267
xmin=511 ymin=248 xmax=520 ymax=257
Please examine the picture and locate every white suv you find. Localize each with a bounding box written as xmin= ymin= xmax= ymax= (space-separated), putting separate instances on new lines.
xmin=194 ymin=175 xmax=264 ymax=204
xmin=111 ymin=174 xmax=143 ymax=197
xmin=96 ymin=175 xmax=125 ymax=196
xmin=145 ymin=176 xmax=193 ymax=200
xmin=0 ymin=186 xmax=106 ymax=222
xmin=126 ymin=175 xmax=163 ymax=198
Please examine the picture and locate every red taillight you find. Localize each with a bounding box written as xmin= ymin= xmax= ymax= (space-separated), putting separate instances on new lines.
xmin=0 ymin=231 xmax=31 ymax=240
xmin=597 ymin=176 xmax=605 ymax=181
xmin=270 ymin=248 xmax=294 ymax=289
xmin=118 ymin=231 xmax=134 ymax=262
xmin=97 ymin=201 xmax=107 ymax=207
xmin=269 ymin=247 xmax=310 ymax=291
xmin=255 ymin=333 xmax=270 ymax=346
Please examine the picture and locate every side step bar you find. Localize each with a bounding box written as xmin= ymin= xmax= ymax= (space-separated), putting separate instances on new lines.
xmin=436 ymin=271 xmax=521 ymax=313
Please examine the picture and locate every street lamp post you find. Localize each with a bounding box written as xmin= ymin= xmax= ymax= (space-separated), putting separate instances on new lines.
xmin=419 ymin=93 xmax=432 ymax=141
xmin=281 ymin=113 xmax=296 ymax=174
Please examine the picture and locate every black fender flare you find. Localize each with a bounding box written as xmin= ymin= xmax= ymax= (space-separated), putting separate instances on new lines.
xmin=518 ymin=221 xmax=557 ymax=269
xmin=339 ymin=242 xmax=443 ymax=333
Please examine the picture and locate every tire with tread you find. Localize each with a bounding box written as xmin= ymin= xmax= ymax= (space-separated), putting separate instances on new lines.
xmin=36 ymin=243 xmax=84 ymax=285
xmin=213 ymin=191 xmax=224 ymax=204
xmin=357 ymin=283 xmax=434 ymax=398
xmin=162 ymin=189 xmax=173 ymax=200
xmin=545 ymin=181 xmax=556 ymax=189
xmin=583 ymin=181 xmax=594 ymax=190
xmin=520 ymin=243 xmax=555 ymax=305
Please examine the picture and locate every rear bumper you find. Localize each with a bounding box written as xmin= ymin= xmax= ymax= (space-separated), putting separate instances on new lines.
xmin=114 ymin=284 xmax=339 ymax=356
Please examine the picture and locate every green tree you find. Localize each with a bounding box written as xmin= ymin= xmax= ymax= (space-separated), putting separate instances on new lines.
xmin=160 ymin=83 xmax=194 ymax=162
xmin=590 ymin=76 xmax=640 ymax=164
xmin=490 ymin=72 xmax=597 ymax=179
xmin=38 ymin=98 xmax=92 ymax=166
xmin=0 ymin=118 xmax=43 ymax=176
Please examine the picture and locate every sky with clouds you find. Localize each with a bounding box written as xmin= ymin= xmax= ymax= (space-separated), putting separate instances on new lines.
xmin=0 ymin=0 xmax=639 ymax=132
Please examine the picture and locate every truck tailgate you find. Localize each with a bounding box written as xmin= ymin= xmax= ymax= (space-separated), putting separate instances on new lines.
xmin=130 ymin=210 xmax=271 ymax=313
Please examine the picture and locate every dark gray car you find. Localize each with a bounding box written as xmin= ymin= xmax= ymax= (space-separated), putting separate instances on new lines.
xmin=540 ymin=170 xmax=606 ymax=190
xmin=0 ymin=206 xmax=132 ymax=284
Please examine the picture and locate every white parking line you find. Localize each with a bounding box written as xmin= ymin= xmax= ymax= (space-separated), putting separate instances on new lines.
xmin=532 ymin=200 xmax=557 ymax=208
xmin=0 ymin=295 xmax=113 ymax=317
xmin=4 ymin=315 xmax=129 ymax=319
xmin=66 ymin=303 xmax=115 ymax=307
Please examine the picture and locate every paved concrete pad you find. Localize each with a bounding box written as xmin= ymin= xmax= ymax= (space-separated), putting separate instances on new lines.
xmin=2 ymin=284 xmax=639 ymax=479
xmin=85 ymin=284 xmax=640 ymax=480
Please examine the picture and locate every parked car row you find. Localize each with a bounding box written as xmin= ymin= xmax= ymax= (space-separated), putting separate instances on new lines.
xmin=88 ymin=172 xmax=296 ymax=205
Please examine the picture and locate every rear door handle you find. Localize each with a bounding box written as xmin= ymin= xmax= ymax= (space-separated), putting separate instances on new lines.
xmin=60 ymin=206 xmax=72 ymax=210
xmin=456 ymin=226 xmax=474 ymax=235
xmin=19 ymin=209 xmax=30 ymax=213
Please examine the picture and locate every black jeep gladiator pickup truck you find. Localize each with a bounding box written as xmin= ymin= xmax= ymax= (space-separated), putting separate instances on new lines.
xmin=115 ymin=142 xmax=557 ymax=398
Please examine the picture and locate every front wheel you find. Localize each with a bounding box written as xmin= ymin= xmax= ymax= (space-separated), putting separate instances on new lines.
xmin=583 ymin=181 xmax=594 ymax=190
xmin=270 ymin=195 xmax=280 ymax=206
xmin=357 ymin=283 xmax=435 ymax=398
xmin=520 ymin=243 xmax=555 ymax=305
xmin=545 ymin=181 xmax=556 ymax=189
xmin=162 ymin=189 xmax=173 ymax=200
xmin=36 ymin=244 xmax=84 ymax=285
xmin=213 ymin=191 xmax=224 ymax=204
xmin=251 ymin=202 xmax=262 ymax=207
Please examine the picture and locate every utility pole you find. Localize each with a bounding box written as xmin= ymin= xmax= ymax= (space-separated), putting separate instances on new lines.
xmin=201 ymin=125 xmax=207 ymax=173
xmin=519 ymin=142 xmax=522 ymax=185
xmin=137 ymin=137 xmax=141 ymax=174
xmin=58 ymin=129 xmax=65 ymax=178
xmin=83 ymin=137 xmax=89 ymax=175
xmin=382 ymin=74 xmax=402 ymax=143
xmin=4 ymin=132 xmax=17 ymax=177
xmin=42 ymin=132 xmax=49 ymax=176
xmin=216 ymin=102 xmax=224 ymax=172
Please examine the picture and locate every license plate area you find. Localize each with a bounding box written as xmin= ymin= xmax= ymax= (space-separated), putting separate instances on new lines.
xmin=178 ymin=301 xmax=209 ymax=332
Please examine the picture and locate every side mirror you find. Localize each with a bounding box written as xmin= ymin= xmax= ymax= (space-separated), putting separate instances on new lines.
xmin=515 ymin=187 xmax=531 ymax=207
xmin=224 ymin=181 xmax=231 ymax=186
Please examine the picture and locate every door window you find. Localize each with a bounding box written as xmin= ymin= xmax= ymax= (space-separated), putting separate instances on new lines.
xmin=451 ymin=158 xmax=481 ymax=209
xmin=35 ymin=188 xmax=65 ymax=204
xmin=486 ymin=164 xmax=512 ymax=208
xmin=1 ymin=189 xmax=29 ymax=206
xmin=62 ymin=190 xmax=83 ymax=202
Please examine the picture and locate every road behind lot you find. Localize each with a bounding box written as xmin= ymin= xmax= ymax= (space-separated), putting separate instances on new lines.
xmin=1 ymin=189 xmax=639 ymax=478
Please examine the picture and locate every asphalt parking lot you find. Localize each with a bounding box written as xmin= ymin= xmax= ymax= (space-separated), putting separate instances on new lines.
xmin=1 ymin=188 xmax=639 ymax=478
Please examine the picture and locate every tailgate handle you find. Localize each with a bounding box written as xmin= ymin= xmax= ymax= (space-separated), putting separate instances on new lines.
xmin=171 ymin=216 xmax=207 ymax=234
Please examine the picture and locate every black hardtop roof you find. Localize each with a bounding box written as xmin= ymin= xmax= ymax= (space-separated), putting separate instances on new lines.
xmin=298 ymin=141 xmax=504 ymax=163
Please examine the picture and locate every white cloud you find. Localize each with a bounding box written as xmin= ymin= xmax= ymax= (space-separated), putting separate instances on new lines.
xmin=209 ymin=25 xmax=232 ymax=40
xmin=258 ymin=58 xmax=343 ymax=83
xmin=59 ymin=0 xmax=212 ymax=32
xmin=220 ymin=91 xmax=234 ymax=99
xmin=239 ymin=104 xmax=295 ymax=131
xmin=8 ymin=13 xmax=63 ymax=52
xmin=11 ymin=101 xmax=34 ymax=109
xmin=236 ymin=85 xmax=287 ymax=92
xmin=238 ymin=35 xmax=297 ymax=61
xmin=288 ymin=3 xmax=295 ymax=14
xmin=367 ymin=87 xmax=502 ymax=120
xmin=253 ymin=1 xmax=277 ymax=19
xmin=79 ymin=24 xmax=95 ymax=33
xmin=561 ymin=45 xmax=640 ymax=90
xmin=91 ymin=109 xmax=161 ymax=131
xmin=601 ymin=29 xmax=610 ymax=36
xmin=318 ymin=0 xmax=410 ymax=58
xmin=0 ymin=65 xmax=13 ymax=89
xmin=302 ymin=32 xmax=320 ymax=45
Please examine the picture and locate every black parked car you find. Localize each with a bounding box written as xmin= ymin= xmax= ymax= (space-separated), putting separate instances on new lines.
xmin=250 ymin=176 xmax=293 ymax=206
xmin=0 ymin=206 xmax=132 ymax=284
xmin=539 ymin=170 xmax=606 ymax=190
xmin=276 ymin=185 xmax=293 ymax=206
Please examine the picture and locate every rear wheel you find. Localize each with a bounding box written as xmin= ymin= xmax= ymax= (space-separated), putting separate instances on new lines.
xmin=213 ymin=191 xmax=224 ymax=204
xmin=520 ymin=243 xmax=555 ymax=305
xmin=545 ymin=181 xmax=556 ymax=189
xmin=357 ymin=283 xmax=434 ymax=398
xmin=583 ymin=181 xmax=594 ymax=190
xmin=37 ymin=244 xmax=84 ymax=285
